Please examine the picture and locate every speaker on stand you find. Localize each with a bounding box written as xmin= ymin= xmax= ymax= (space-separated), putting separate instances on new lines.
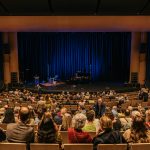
xmin=130 ymin=72 xmax=139 ymax=87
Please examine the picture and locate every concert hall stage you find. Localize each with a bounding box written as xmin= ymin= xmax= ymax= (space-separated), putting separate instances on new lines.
xmin=40 ymin=81 xmax=65 ymax=87
xmin=20 ymin=81 xmax=140 ymax=94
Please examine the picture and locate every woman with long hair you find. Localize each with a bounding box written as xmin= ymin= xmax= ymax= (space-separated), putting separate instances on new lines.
xmin=123 ymin=114 xmax=150 ymax=143
xmin=2 ymin=108 xmax=15 ymax=124
xmin=37 ymin=111 xmax=62 ymax=144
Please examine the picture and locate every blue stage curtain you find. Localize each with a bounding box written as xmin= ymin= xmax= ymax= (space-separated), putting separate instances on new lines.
xmin=0 ymin=33 xmax=3 ymax=81
xmin=18 ymin=32 xmax=131 ymax=82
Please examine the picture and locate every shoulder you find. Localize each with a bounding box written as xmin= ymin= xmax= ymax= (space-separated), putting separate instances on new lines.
xmin=7 ymin=123 xmax=17 ymax=130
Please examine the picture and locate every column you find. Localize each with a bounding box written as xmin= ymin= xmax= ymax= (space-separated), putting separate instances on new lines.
xmin=139 ymin=32 xmax=147 ymax=85
xmin=8 ymin=32 xmax=19 ymax=83
xmin=130 ymin=32 xmax=141 ymax=84
xmin=2 ymin=32 xmax=11 ymax=84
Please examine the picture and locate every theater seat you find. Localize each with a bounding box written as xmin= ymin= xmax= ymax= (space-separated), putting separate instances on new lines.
xmin=0 ymin=143 xmax=26 ymax=150
xmin=30 ymin=143 xmax=59 ymax=150
xmin=64 ymin=144 xmax=93 ymax=150
xmin=60 ymin=131 xmax=68 ymax=143
xmin=97 ymin=144 xmax=127 ymax=150
xmin=130 ymin=143 xmax=150 ymax=150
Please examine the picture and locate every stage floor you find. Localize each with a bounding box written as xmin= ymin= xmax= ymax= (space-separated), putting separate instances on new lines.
xmin=23 ymin=81 xmax=139 ymax=93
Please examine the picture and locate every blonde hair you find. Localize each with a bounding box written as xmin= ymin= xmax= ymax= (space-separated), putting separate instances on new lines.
xmin=100 ymin=115 xmax=112 ymax=130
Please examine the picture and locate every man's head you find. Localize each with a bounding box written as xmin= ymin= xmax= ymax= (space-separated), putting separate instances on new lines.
xmin=97 ymin=97 xmax=103 ymax=105
xmin=19 ymin=107 xmax=30 ymax=123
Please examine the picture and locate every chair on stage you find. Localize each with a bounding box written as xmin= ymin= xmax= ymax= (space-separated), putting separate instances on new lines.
xmin=48 ymin=75 xmax=58 ymax=85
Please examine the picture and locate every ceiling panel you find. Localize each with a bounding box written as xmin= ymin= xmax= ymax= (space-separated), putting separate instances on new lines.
xmin=51 ymin=0 xmax=98 ymax=15
xmin=0 ymin=0 xmax=150 ymax=15
xmin=141 ymin=3 xmax=150 ymax=15
xmin=97 ymin=0 xmax=148 ymax=15
xmin=0 ymin=0 xmax=51 ymax=15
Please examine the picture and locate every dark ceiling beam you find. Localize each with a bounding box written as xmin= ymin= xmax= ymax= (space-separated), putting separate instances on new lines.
xmin=0 ymin=16 xmax=150 ymax=32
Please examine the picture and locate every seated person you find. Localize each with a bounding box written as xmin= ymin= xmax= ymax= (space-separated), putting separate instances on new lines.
xmin=120 ymin=109 xmax=132 ymax=131
xmin=82 ymin=110 xmax=100 ymax=134
xmin=37 ymin=112 xmax=62 ymax=144
xmin=123 ymin=114 xmax=150 ymax=143
xmin=68 ymin=113 xmax=92 ymax=143
xmin=6 ymin=107 xmax=34 ymax=150
xmin=93 ymin=116 xmax=126 ymax=150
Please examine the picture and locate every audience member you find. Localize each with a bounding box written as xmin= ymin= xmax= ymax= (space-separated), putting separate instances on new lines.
xmin=83 ymin=110 xmax=100 ymax=134
xmin=93 ymin=97 xmax=106 ymax=118
xmin=93 ymin=115 xmax=126 ymax=150
xmin=2 ymin=108 xmax=15 ymax=124
xmin=123 ymin=114 xmax=150 ymax=143
xmin=37 ymin=112 xmax=62 ymax=144
xmin=120 ymin=109 xmax=132 ymax=131
xmin=68 ymin=113 xmax=92 ymax=143
xmin=6 ymin=107 xmax=34 ymax=143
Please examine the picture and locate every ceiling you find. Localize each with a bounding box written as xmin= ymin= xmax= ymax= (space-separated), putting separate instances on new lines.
xmin=0 ymin=0 xmax=150 ymax=16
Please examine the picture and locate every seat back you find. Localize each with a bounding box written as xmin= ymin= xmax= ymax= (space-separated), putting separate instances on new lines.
xmin=0 ymin=143 xmax=26 ymax=150
xmin=60 ymin=131 xmax=68 ymax=143
xmin=130 ymin=143 xmax=150 ymax=150
xmin=88 ymin=132 xmax=96 ymax=138
xmin=30 ymin=143 xmax=59 ymax=150
xmin=97 ymin=144 xmax=127 ymax=150
xmin=64 ymin=144 xmax=93 ymax=150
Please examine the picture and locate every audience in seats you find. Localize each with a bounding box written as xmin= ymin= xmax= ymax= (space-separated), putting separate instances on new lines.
xmin=92 ymin=115 xmax=126 ymax=150
xmin=68 ymin=113 xmax=92 ymax=143
xmin=123 ymin=113 xmax=150 ymax=143
xmin=0 ymin=89 xmax=150 ymax=149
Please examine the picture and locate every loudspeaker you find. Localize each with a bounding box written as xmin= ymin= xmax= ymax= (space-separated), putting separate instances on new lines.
xmin=139 ymin=43 xmax=147 ymax=53
xmin=11 ymin=72 xmax=18 ymax=83
xmin=131 ymin=72 xmax=138 ymax=84
xmin=3 ymin=43 xmax=10 ymax=54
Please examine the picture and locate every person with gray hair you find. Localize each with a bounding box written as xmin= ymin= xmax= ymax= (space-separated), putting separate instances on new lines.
xmin=68 ymin=113 xmax=92 ymax=143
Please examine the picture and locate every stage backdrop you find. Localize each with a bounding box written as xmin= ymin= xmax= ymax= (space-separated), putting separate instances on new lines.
xmin=18 ymin=32 xmax=131 ymax=83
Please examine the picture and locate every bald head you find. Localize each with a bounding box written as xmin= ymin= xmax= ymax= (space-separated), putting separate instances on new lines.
xmin=19 ymin=107 xmax=30 ymax=123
